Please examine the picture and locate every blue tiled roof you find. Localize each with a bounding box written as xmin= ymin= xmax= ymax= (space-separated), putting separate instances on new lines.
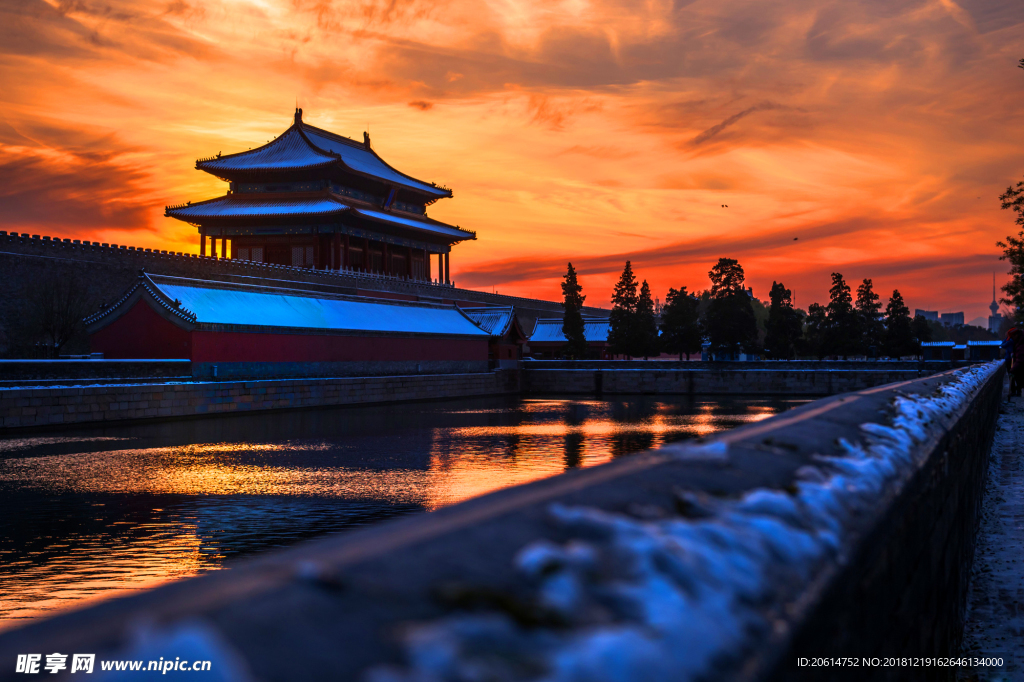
xmin=461 ymin=307 xmax=515 ymax=336
xmin=197 ymin=128 xmax=336 ymax=173
xmin=530 ymin=318 xmax=610 ymax=343
xmin=167 ymin=195 xmax=349 ymax=219
xmin=354 ymin=208 xmax=475 ymax=240
xmin=193 ymin=119 xmax=451 ymax=199
xmin=148 ymin=276 xmax=489 ymax=336
xmin=302 ymin=126 xmax=449 ymax=198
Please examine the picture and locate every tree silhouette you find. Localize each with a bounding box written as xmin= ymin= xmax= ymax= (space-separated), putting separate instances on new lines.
xmin=661 ymin=287 xmax=702 ymax=360
xmin=803 ymin=303 xmax=828 ymax=359
xmin=704 ymin=258 xmax=757 ymax=359
xmin=998 ymin=176 xmax=1024 ymax=322
xmin=636 ymin=280 xmax=659 ymax=359
xmin=826 ymin=272 xmax=859 ymax=358
xmin=764 ymin=281 xmax=803 ymax=359
xmin=28 ymin=271 xmax=90 ymax=358
xmin=608 ymin=261 xmax=639 ymax=358
xmin=884 ymin=290 xmax=915 ymax=358
xmin=560 ymin=262 xmax=588 ymax=359
xmin=855 ymin=278 xmax=883 ymax=357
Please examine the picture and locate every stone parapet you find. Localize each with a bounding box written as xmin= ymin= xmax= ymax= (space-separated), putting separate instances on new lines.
xmin=523 ymin=366 xmax=936 ymax=395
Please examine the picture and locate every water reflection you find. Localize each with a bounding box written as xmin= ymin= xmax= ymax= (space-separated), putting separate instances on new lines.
xmin=0 ymin=394 xmax=807 ymax=629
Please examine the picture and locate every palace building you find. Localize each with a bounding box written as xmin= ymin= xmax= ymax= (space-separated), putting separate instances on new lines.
xmin=166 ymin=109 xmax=474 ymax=283
xmin=86 ymin=273 xmax=491 ymax=378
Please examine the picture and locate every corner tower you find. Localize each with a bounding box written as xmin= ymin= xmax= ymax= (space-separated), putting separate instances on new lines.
xmin=166 ymin=109 xmax=474 ymax=283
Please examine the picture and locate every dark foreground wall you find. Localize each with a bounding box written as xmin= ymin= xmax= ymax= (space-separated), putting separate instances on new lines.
xmin=0 ymin=364 xmax=1003 ymax=681
xmin=524 ymin=366 xmax=936 ymax=395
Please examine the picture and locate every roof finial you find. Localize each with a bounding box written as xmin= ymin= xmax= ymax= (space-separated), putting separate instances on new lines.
xmin=363 ymin=131 xmax=371 ymax=149
xmin=295 ymin=107 xmax=303 ymax=124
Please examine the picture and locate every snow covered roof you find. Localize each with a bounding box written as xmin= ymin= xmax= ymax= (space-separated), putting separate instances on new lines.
xmin=196 ymin=127 xmax=336 ymax=174
xmin=302 ymin=125 xmax=449 ymax=198
xmin=193 ymin=111 xmax=451 ymax=199
xmin=529 ymin=317 xmax=610 ymax=344
xmin=354 ymin=207 xmax=475 ymax=240
xmin=166 ymin=194 xmax=349 ymax=220
xmin=920 ymin=341 xmax=956 ymax=347
xmin=87 ymin=274 xmax=489 ymax=338
xmin=966 ymin=340 xmax=1001 ymax=346
xmin=461 ymin=307 xmax=516 ymax=337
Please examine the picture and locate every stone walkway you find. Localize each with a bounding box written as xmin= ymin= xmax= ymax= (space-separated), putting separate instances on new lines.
xmin=960 ymin=388 xmax=1024 ymax=681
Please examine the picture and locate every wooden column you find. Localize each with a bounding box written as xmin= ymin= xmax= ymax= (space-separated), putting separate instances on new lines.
xmin=212 ymin=236 xmax=218 ymax=259
xmin=344 ymin=234 xmax=350 ymax=269
xmin=333 ymin=233 xmax=341 ymax=270
xmin=424 ymin=249 xmax=431 ymax=281
xmin=444 ymin=252 xmax=450 ymax=284
xmin=200 ymin=229 xmax=206 ymax=257
xmin=223 ymin=237 xmax=229 ymax=259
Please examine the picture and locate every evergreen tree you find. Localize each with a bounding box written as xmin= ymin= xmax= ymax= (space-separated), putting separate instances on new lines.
xmin=636 ymin=280 xmax=659 ymax=359
xmin=855 ymin=278 xmax=883 ymax=357
xmin=998 ymin=177 xmax=1024 ymax=321
xmin=608 ymin=261 xmax=639 ymax=358
xmin=803 ymin=303 xmax=828 ymax=360
xmin=703 ymin=258 xmax=757 ymax=359
xmin=883 ymin=289 xmax=915 ymax=358
xmin=660 ymin=287 xmax=702 ymax=360
xmin=764 ymin=281 xmax=803 ymax=359
xmin=911 ymin=314 xmax=932 ymax=359
xmin=560 ymin=262 xmax=587 ymax=360
xmin=825 ymin=272 xmax=858 ymax=358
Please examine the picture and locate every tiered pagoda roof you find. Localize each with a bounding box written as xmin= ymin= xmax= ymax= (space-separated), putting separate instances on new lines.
xmin=193 ymin=115 xmax=451 ymax=200
xmin=166 ymin=109 xmax=473 ymax=248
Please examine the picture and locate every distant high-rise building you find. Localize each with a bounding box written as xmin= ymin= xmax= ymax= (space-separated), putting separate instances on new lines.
xmin=914 ymin=309 xmax=939 ymax=321
xmin=939 ymin=312 xmax=964 ymax=327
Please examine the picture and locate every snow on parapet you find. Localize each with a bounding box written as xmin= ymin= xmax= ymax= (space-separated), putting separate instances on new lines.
xmin=366 ymin=362 xmax=1001 ymax=682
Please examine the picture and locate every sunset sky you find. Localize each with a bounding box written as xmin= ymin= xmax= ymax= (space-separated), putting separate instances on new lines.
xmin=2 ymin=0 xmax=1023 ymax=320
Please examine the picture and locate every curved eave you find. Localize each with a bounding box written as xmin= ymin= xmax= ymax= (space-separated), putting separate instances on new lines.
xmin=351 ymin=207 xmax=476 ymax=242
xmin=84 ymin=274 xmax=198 ymax=333
xmin=301 ymin=123 xmax=453 ymax=200
xmin=164 ymin=193 xmax=350 ymax=222
xmin=194 ymin=124 xmax=337 ymax=177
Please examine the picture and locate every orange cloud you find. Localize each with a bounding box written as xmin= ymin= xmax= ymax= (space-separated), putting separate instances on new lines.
xmin=0 ymin=0 xmax=1022 ymax=321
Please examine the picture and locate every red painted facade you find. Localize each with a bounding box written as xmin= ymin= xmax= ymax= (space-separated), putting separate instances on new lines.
xmin=90 ymin=298 xmax=487 ymax=363
xmin=90 ymin=299 xmax=192 ymax=359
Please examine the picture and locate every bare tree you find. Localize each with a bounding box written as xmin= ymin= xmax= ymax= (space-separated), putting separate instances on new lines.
xmin=28 ymin=271 xmax=90 ymax=357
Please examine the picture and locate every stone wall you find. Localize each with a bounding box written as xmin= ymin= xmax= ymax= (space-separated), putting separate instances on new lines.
xmin=0 ymin=371 xmax=518 ymax=430
xmin=0 ymin=364 xmax=1003 ymax=682
xmin=523 ymin=366 xmax=935 ymax=395
xmin=0 ymin=232 xmax=605 ymax=356
xmin=0 ymin=359 xmax=190 ymax=383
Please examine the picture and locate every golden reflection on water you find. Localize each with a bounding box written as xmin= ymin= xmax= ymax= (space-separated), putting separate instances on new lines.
xmin=0 ymin=396 xmax=800 ymax=628
xmin=422 ymin=399 xmax=782 ymax=509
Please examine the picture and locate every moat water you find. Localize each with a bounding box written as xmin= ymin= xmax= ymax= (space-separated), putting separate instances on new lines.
xmin=0 ymin=394 xmax=808 ymax=629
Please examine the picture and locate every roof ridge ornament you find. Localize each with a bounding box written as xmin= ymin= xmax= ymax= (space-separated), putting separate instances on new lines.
xmin=363 ymin=131 xmax=371 ymax=149
xmin=295 ymin=107 xmax=303 ymax=124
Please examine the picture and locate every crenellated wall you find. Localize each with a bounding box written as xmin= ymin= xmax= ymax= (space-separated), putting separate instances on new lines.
xmin=0 ymin=232 xmax=606 ymax=356
xmin=0 ymin=365 xmax=1003 ymax=681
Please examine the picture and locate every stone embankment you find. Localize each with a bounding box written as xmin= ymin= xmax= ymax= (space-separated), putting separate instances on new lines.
xmin=0 ymin=372 xmax=519 ymax=430
xmin=524 ymin=365 xmax=934 ymax=396
xmin=0 ymin=364 xmax=1003 ymax=681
